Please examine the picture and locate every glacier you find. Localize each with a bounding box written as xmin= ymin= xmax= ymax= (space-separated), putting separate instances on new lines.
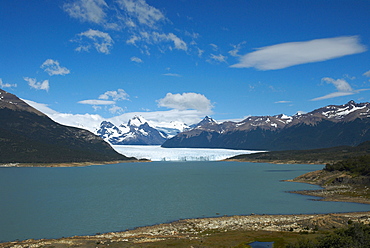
xmin=112 ymin=145 xmax=261 ymax=161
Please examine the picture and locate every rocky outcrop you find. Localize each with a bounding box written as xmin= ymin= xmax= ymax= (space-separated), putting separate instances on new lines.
xmin=288 ymin=170 xmax=370 ymax=204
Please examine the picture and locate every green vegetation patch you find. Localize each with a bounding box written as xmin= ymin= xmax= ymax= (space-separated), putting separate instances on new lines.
xmin=287 ymin=223 xmax=370 ymax=248
xmin=324 ymin=155 xmax=370 ymax=177
xmin=228 ymin=140 xmax=370 ymax=164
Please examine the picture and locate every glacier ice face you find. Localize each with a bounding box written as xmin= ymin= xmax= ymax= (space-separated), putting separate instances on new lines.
xmin=112 ymin=145 xmax=261 ymax=161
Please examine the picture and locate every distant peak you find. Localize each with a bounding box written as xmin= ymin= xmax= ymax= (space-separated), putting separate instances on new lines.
xmin=294 ymin=111 xmax=306 ymax=116
xmin=128 ymin=115 xmax=148 ymax=127
xmin=204 ymin=116 xmax=215 ymax=121
xmin=100 ymin=120 xmax=115 ymax=127
xmin=195 ymin=116 xmax=217 ymax=128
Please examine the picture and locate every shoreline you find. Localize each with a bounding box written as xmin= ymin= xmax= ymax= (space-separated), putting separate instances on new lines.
xmin=225 ymin=158 xmax=326 ymax=165
xmin=1 ymin=211 xmax=370 ymax=247
xmin=285 ymin=170 xmax=370 ymax=205
xmin=0 ymin=159 xmax=150 ymax=168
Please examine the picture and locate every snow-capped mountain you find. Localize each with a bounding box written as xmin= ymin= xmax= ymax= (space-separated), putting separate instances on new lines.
xmin=96 ymin=116 xmax=169 ymax=145
xmin=162 ymin=101 xmax=370 ymax=151
xmin=194 ymin=116 xmax=218 ymax=128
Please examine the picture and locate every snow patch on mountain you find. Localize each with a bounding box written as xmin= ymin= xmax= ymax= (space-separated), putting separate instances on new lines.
xmin=321 ymin=101 xmax=368 ymax=119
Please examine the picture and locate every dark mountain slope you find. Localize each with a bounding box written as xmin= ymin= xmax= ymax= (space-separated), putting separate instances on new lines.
xmin=226 ymin=141 xmax=370 ymax=164
xmin=0 ymin=89 xmax=133 ymax=163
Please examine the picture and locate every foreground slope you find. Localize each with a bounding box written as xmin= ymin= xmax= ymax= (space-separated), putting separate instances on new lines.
xmin=162 ymin=101 xmax=370 ymax=151
xmin=0 ymin=89 xmax=134 ymax=163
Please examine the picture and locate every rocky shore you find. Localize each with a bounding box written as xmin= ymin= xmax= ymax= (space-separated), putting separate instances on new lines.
xmin=0 ymin=159 xmax=150 ymax=168
xmin=287 ymin=170 xmax=370 ymax=205
xmin=1 ymin=212 xmax=370 ymax=248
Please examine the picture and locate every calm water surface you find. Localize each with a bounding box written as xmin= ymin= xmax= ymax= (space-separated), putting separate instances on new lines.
xmin=0 ymin=161 xmax=369 ymax=242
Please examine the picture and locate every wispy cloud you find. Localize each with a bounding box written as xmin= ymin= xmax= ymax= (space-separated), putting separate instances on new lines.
xmin=131 ymin=56 xmax=143 ymax=63
xmin=363 ymin=70 xmax=370 ymax=77
xmin=74 ymin=29 xmax=114 ymax=54
xmin=275 ymin=101 xmax=292 ymax=104
xmin=78 ymin=99 xmax=116 ymax=105
xmin=231 ymin=36 xmax=367 ymax=70
xmin=24 ymin=77 xmax=49 ymax=91
xmin=157 ymin=92 xmax=213 ymax=113
xmin=63 ymin=0 xmax=108 ymax=25
xmin=108 ymin=105 xmax=125 ymax=114
xmin=210 ymin=44 xmax=218 ymax=51
xmin=311 ymin=77 xmax=369 ymax=101
xmin=98 ymin=89 xmax=129 ymax=101
xmin=0 ymin=78 xmax=17 ymax=88
xmin=163 ymin=73 xmax=182 ymax=77
xmin=64 ymin=0 xmax=191 ymax=56
xmin=128 ymin=31 xmax=187 ymax=52
xmin=116 ymin=0 xmax=166 ymax=28
xmin=228 ymin=41 xmax=246 ymax=57
xmin=208 ymin=54 xmax=227 ymax=63
xmin=78 ymin=89 xmax=129 ymax=114
xmin=40 ymin=59 xmax=70 ymax=76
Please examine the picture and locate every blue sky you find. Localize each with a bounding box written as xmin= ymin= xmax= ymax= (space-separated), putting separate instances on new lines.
xmin=1 ymin=0 xmax=370 ymax=126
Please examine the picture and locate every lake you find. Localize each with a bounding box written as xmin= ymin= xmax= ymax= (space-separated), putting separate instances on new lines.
xmin=1 ymin=161 xmax=369 ymax=242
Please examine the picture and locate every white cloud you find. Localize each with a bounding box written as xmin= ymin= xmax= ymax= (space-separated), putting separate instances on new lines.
xmin=24 ymin=99 xmax=207 ymax=134
xmin=275 ymin=101 xmax=292 ymax=104
xmin=24 ymin=99 xmax=104 ymax=132
xmin=63 ymin=0 xmax=108 ymax=24
xmin=363 ymin=70 xmax=370 ymax=77
xmin=98 ymin=89 xmax=129 ymax=101
xmin=75 ymin=29 xmax=113 ymax=54
xmin=110 ymin=109 xmax=207 ymax=126
xmin=116 ymin=0 xmax=166 ymax=28
xmin=311 ymin=77 xmax=369 ymax=101
xmin=322 ymin=77 xmax=353 ymax=92
xmin=0 ymin=79 xmax=17 ymax=88
xmin=185 ymin=31 xmax=200 ymax=39
xmin=24 ymin=77 xmax=49 ymax=91
xmin=40 ymin=59 xmax=70 ymax=76
xmin=131 ymin=56 xmax=143 ymax=63
xmin=209 ymin=54 xmax=227 ymax=63
xmin=229 ymin=41 xmax=246 ymax=57
xmin=210 ymin=43 xmax=218 ymax=51
xmin=231 ymin=36 xmax=367 ymax=70
xmin=22 ymin=99 xmax=58 ymax=115
xmin=127 ymin=31 xmax=188 ymax=51
xmin=64 ymin=0 xmax=193 ymax=57
xmin=108 ymin=105 xmax=124 ymax=114
xmin=127 ymin=35 xmax=140 ymax=45
xmin=163 ymin=73 xmax=181 ymax=77
xmin=311 ymin=91 xmax=356 ymax=101
xmin=197 ymin=48 xmax=205 ymax=57
xmin=78 ymin=99 xmax=116 ymax=105
xmin=157 ymin=92 xmax=213 ymax=113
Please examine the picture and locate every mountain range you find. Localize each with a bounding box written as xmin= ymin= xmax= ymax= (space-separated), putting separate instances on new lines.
xmin=97 ymin=116 xmax=168 ymax=145
xmin=162 ymin=101 xmax=370 ymax=151
xmin=3 ymin=86 xmax=370 ymax=156
xmin=95 ymin=115 xmax=191 ymax=145
xmin=0 ymin=89 xmax=134 ymax=163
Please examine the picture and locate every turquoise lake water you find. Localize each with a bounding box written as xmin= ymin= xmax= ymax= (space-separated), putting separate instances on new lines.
xmin=0 ymin=161 xmax=369 ymax=242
